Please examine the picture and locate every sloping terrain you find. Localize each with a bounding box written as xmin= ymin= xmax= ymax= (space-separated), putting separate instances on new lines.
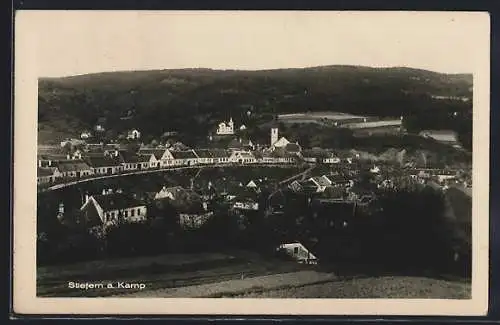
xmin=38 ymin=66 xmax=472 ymax=144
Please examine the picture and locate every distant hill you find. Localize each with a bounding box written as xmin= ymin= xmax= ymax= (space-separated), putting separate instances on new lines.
xmin=38 ymin=65 xmax=473 ymax=144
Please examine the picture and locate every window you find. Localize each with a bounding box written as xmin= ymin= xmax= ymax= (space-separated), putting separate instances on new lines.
xmin=293 ymin=247 xmax=299 ymax=255
xmin=111 ymin=212 xmax=115 ymax=219
xmin=131 ymin=209 xmax=135 ymax=217
xmin=137 ymin=208 xmax=141 ymax=215
xmin=124 ymin=211 xmax=128 ymax=218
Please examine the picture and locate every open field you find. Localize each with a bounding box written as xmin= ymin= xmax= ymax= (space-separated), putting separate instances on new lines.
xmin=231 ymin=276 xmax=471 ymax=299
xmin=277 ymin=112 xmax=370 ymax=125
xmin=117 ymin=270 xmax=337 ymax=298
xmin=38 ymin=250 xmax=471 ymax=299
xmin=346 ymin=119 xmax=402 ymax=129
xmin=37 ymin=251 xmax=312 ymax=297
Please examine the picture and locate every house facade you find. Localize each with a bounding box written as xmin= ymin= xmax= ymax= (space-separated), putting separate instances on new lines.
xmin=138 ymin=148 xmax=173 ymax=168
xmin=80 ymin=192 xmax=147 ymax=227
xmin=54 ymin=161 xmax=94 ymax=179
xmin=216 ymin=117 xmax=235 ymax=135
xmin=85 ymin=157 xmax=123 ymax=175
xmin=229 ymin=150 xmax=256 ymax=164
xmin=195 ymin=149 xmax=216 ymax=165
xmin=37 ymin=168 xmax=57 ymax=184
xmin=170 ymin=150 xmax=199 ymax=166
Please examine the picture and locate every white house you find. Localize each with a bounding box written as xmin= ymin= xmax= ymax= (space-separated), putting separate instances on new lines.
xmin=137 ymin=148 xmax=174 ymax=168
xmin=155 ymin=186 xmax=184 ymax=200
xmin=170 ymin=150 xmax=199 ymax=166
xmin=53 ymin=161 xmax=94 ymax=179
xmin=85 ymin=156 xmax=123 ymax=176
xmin=239 ymin=124 xmax=247 ymax=131
xmin=308 ymin=175 xmax=333 ymax=193
xmin=80 ymin=131 xmax=92 ymax=139
xmin=137 ymin=153 xmax=160 ymax=169
xmin=127 ymin=129 xmax=141 ymax=140
xmin=233 ymin=201 xmax=259 ymax=211
xmin=229 ymin=150 xmax=256 ymax=164
xmin=277 ymin=242 xmax=318 ymax=265
xmin=80 ymin=192 xmax=147 ymax=227
xmin=216 ymin=117 xmax=235 ymax=135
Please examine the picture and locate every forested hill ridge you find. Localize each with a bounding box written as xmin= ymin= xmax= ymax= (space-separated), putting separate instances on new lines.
xmin=38 ymin=65 xmax=473 ymax=145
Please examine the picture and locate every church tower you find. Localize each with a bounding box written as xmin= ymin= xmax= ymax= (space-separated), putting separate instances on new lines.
xmin=271 ymin=128 xmax=279 ymax=146
xmin=228 ymin=117 xmax=234 ymax=133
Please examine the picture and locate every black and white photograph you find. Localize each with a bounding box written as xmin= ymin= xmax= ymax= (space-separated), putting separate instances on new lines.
xmin=14 ymin=10 xmax=489 ymax=315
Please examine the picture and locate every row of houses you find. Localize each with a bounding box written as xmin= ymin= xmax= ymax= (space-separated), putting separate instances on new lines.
xmin=37 ymin=145 xmax=359 ymax=186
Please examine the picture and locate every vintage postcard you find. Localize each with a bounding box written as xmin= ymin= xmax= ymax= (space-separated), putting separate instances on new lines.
xmin=13 ymin=10 xmax=490 ymax=316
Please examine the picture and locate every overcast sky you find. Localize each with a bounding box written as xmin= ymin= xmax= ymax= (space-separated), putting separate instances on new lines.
xmin=17 ymin=11 xmax=489 ymax=77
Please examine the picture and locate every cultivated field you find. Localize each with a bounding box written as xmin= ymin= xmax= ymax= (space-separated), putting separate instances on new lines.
xmin=277 ymin=112 xmax=371 ymax=125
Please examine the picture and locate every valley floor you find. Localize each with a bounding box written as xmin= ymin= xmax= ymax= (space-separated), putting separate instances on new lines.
xmin=37 ymin=251 xmax=471 ymax=299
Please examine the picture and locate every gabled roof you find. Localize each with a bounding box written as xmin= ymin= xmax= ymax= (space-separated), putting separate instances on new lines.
xmin=92 ymin=193 xmax=145 ymax=212
xmin=285 ymin=143 xmax=301 ymax=153
xmin=210 ymin=149 xmax=231 ymax=158
xmin=170 ymin=150 xmax=198 ymax=159
xmin=37 ymin=168 xmax=55 ymax=177
xmin=194 ymin=149 xmax=214 ymax=158
xmin=38 ymin=153 xmax=69 ymax=161
xmin=272 ymin=137 xmax=290 ymax=147
xmin=301 ymin=149 xmax=328 ymax=159
xmin=56 ymin=161 xmax=92 ymax=172
xmin=158 ymin=186 xmax=204 ymax=213
xmin=137 ymin=149 xmax=166 ymax=160
xmin=137 ymin=153 xmax=154 ymax=162
xmin=231 ymin=151 xmax=255 ymax=159
xmin=82 ymin=152 xmax=107 ymax=159
xmin=171 ymin=142 xmax=189 ymax=151
xmin=117 ymin=150 xmax=149 ymax=163
xmin=85 ymin=156 xmax=121 ymax=168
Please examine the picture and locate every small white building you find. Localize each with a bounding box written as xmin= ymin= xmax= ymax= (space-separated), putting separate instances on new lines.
xmin=216 ymin=117 xmax=235 ymax=135
xmin=80 ymin=131 xmax=92 ymax=139
xmin=229 ymin=150 xmax=256 ymax=164
xmin=277 ymin=242 xmax=318 ymax=265
xmin=127 ymin=129 xmax=141 ymax=140
xmin=80 ymin=192 xmax=147 ymax=227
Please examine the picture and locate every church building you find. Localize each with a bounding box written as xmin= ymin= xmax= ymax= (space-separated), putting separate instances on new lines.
xmin=216 ymin=118 xmax=235 ymax=135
